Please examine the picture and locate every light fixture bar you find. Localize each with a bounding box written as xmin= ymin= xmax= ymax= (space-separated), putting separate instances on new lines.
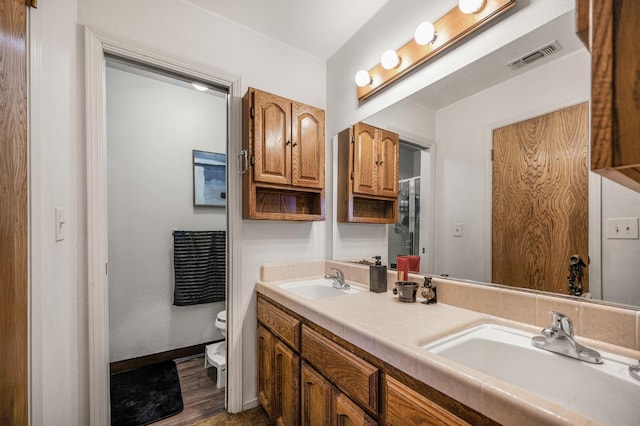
xmin=357 ymin=0 xmax=516 ymax=102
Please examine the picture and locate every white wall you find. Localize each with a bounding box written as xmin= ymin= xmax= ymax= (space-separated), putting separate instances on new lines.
xmin=434 ymin=49 xmax=592 ymax=281
xmin=106 ymin=66 xmax=227 ymax=362
xmin=601 ymin=179 xmax=640 ymax=306
xmin=29 ymin=0 xmax=83 ymax=424
xmin=77 ymin=0 xmax=327 ymax=410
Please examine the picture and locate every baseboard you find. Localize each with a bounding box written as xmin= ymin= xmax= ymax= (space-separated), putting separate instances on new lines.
xmin=242 ymin=398 xmax=259 ymax=411
xmin=110 ymin=340 xmax=224 ymax=374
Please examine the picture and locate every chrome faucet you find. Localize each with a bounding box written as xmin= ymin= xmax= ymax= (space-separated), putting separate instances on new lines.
xmin=531 ymin=311 xmax=602 ymax=364
xmin=324 ymin=268 xmax=350 ymax=290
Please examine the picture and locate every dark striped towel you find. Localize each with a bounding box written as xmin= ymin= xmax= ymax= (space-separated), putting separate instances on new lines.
xmin=173 ymin=230 xmax=226 ymax=306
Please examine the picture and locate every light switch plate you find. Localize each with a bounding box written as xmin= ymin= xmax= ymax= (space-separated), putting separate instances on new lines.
xmin=453 ymin=222 xmax=463 ymax=237
xmin=606 ymin=217 xmax=639 ymax=239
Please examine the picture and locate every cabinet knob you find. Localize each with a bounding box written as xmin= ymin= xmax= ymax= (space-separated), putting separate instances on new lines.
xmin=292 ymin=142 xmax=298 ymax=147
xmin=286 ymin=139 xmax=291 ymax=145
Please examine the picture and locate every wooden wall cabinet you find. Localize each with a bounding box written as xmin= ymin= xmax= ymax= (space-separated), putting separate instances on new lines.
xmin=243 ymin=87 xmax=326 ymax=220
xmin=337 ymin=123 xmax=399 ymax=223
xmin=589 ymin=0 xmax=640 ymax=192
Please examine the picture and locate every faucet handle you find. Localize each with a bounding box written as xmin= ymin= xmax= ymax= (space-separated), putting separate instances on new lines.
xmin=550 ymin=311 xmax=574 ymax=336
xmin=330 ymin=267 xmax=344 ymax=279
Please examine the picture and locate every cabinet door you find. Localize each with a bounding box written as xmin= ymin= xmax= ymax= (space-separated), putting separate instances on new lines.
xmin=334 ymin=390 xmax=376 ymax=426
xmin=258 ymin=324 xmax=275 ymax=419
xmin=292 ymin=102 xmax=325 ymax=189
xmin=352 ymin=122 xmax=378 ymax=196
xmin=274 ymin=339 xmax=300 ymax=425
xmin=253 ymin=89 xmax=291 ymax=185
xmin=301 ymin=362 xmax=332 ymax=426
xmin=377 ymin=129 xmax=399 ymax=198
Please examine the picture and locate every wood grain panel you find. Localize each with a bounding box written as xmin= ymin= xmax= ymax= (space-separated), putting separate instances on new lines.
xmin=257 ymin=324 xmax=275 ymax=419
xmin=353 ymin=123 xmax=377 ymax=196
xmin=253 ymin=89 xmax=291 ymax=185
xmin=591 ymin=0 xmax=640 ymax=192
xmin=0 ymin=0 xmax=28 ymax=424
xmin=575 ymin=0 xmax=590 ymax=50
xmin=258 ymin=296 xmax=301 ymax=350
xmin=274 ymin=339 xmax=300 ymax=426
xmin=377 ymin=129 xmax=399 ymax=198
xmin=302 ymin=325 xmax=378 ymax=414
xmin=492 ymin=103 xmax=589 ymax=295
xmin=385 ymin=375 xmax=469 ymax=426
xmin=334 ymin=389 xmax=376 ymax=426
xmin=292 ymin=102 xmax=324 ymax=189
xmin=301 ymin=362 xmax=332 ymax=426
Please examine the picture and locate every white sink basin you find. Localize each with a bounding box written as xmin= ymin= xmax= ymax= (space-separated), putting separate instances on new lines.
xmin=423 ymin=323 xmax=640 ymax=425
xmin=279 ymin=278 xmax=365 ymax=300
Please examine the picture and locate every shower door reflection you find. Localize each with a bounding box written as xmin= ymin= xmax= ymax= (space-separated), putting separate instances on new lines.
xmin=389 ymin=177 xmax=420 ymax=269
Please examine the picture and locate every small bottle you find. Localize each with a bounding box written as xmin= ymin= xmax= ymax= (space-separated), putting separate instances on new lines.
xmin=369 ymin=256 xmax=387 ymax=293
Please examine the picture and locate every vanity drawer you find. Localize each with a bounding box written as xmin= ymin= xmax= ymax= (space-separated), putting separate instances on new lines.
xmin=385 ymin=375 xmax=469 ymax=426
xmin=257 ymin=297 xmax=301 ymax=350
xmin=301 ymin=325 xmax=378 ymax=413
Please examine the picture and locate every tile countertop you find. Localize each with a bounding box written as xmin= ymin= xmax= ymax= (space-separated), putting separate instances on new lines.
xmin=257 ymin=276 xmax=613 ymax=426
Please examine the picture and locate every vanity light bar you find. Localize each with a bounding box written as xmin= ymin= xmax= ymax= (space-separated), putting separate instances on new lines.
xmin=356 ymin=0 xmax=516 ymax=102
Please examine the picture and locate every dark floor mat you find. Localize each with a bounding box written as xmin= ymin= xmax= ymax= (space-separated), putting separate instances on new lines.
xmin=110 ymin=360 xmax=183 ymax=426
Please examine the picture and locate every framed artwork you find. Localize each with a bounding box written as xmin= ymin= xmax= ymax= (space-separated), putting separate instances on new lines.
xmin=193 ymin=150 xmax=226 ymax=206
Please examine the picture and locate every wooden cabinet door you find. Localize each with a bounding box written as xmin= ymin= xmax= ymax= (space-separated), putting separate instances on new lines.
xmin=274 ymin=339 xmax=300 ymax=426
xmin=352 ymin=122 xmax=378 ymax=196
xmin=377 ymin=129 xmax=399 ymax=198
xmin=301 ymin=362 xmax=332 ymax=426
xmin=253 ymin=89 xmax=291 ymax=185
xmin=292 ymin=102 xmax=325 ymax=189
xmin=258 ymin=324 xmax=275 ymax=419
xmin=385 ymin=375 xmax=469 ymax=426
xmin=334 ymin=390 xmax=376 ymax=426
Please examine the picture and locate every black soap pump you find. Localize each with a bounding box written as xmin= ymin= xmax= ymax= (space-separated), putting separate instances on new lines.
xmin=369 ymin=256 xmax=387 ymax=293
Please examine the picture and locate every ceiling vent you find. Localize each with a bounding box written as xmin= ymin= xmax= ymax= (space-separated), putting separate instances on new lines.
xmin=507 ymin=41 xmax=563 ymax=70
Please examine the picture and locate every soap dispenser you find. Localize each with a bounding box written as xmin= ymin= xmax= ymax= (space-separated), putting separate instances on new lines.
xmin=369 ymin=256 xmax=387 ymax=293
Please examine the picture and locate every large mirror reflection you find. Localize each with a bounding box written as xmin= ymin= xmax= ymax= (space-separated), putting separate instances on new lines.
xmin=332 ymin=8 xmax=640 ymax=308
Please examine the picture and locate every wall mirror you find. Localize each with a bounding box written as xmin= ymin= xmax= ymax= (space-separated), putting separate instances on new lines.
xmin=331 ymin=4 xmax=640 ymax=309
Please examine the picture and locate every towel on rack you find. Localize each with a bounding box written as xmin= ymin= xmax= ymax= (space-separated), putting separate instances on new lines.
xmin=173 ymin=230 xmax=226 ymax=306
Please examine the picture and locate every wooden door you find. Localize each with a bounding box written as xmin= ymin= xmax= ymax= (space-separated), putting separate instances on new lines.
xmin=0 ymin=0 xmax=29 ymax=424
xmin=352 ymin=123 xmax=377 ymax=195
xmin=301 ymin=362 xmax=332 ymax=426
xmin=377 ymin=129 xmax=399 ymax=198
xmin=334 ymin=390 xmax=376 ymax=426
xmin=274 ymin=339 xmax=300 ymax=426
xmin=492 ymin=103 xmax=589 ymax=294
xmin=253 ymin=89 xmax=291 ymax=185
xmin=258 ymin=325 xmax=275 ymax=419
xmin=292 ymin=102 xmax=325 ymax=189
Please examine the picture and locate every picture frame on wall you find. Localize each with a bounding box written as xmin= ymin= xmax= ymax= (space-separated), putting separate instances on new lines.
xmin=193 ymin=150 xmax=226 ymax=206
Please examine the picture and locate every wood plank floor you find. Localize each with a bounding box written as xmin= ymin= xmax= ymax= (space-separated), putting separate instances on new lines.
xmin=152 ymin=355 xmax=225 ymax=426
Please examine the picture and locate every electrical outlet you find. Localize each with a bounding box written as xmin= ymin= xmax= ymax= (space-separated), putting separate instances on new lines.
xmin=452 ymin=223 xmax=463 ymax=237
xmin=606 ymin=217 xmax=639 ymax=239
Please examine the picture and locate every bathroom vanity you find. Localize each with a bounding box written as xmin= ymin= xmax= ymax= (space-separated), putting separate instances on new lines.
xmin=256 ymin=261 xmax=640 ymax=425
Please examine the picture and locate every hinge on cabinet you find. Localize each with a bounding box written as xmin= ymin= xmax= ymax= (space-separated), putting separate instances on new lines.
xmin=350 ymin=171 xmax=354 ymax=179
xmin=25 ymin=0 xmax=38 ymax=7
xmin=491 ymin=149 xmax=494 ymax=161
xmin=351 ymin=135 xmax=354 ymax=144
xmin=250 ymin=107 xmax=255 ymax=119
xmin=250 ymin=155 xmax=255 ymax=166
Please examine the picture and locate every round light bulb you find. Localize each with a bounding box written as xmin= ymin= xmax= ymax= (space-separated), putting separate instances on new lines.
xmin=192 ymin=83 xmax=209 ymax=92
xmin=381 ymin=50 xmax=400 ymax=70
xmin=354 ymin=70 xmax=372 ymax=87
xmin=459 ymin=0 xmax=486 ymax=14
xmin=414 ymin=21 xmax=436 ymax=45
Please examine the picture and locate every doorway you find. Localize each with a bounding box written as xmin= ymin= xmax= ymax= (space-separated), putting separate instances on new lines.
xmin=85 ymin=28 xmax=244 ymax=424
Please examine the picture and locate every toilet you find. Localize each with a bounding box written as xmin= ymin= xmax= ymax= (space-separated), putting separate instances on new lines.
xmin=205 ymin=310 xmax=226 ymax=388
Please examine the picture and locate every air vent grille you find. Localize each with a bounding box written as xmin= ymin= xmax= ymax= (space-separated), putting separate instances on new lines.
xmin=508 ymin=41 xmax=563 ymax=70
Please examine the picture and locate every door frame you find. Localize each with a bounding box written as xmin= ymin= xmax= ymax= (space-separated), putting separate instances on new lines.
xmin=84 ymin=27 xmax=244 ymax=424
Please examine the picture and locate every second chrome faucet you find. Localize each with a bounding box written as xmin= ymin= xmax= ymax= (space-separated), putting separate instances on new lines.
xmin=531 ymin=311 xmax=602 ymax=364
